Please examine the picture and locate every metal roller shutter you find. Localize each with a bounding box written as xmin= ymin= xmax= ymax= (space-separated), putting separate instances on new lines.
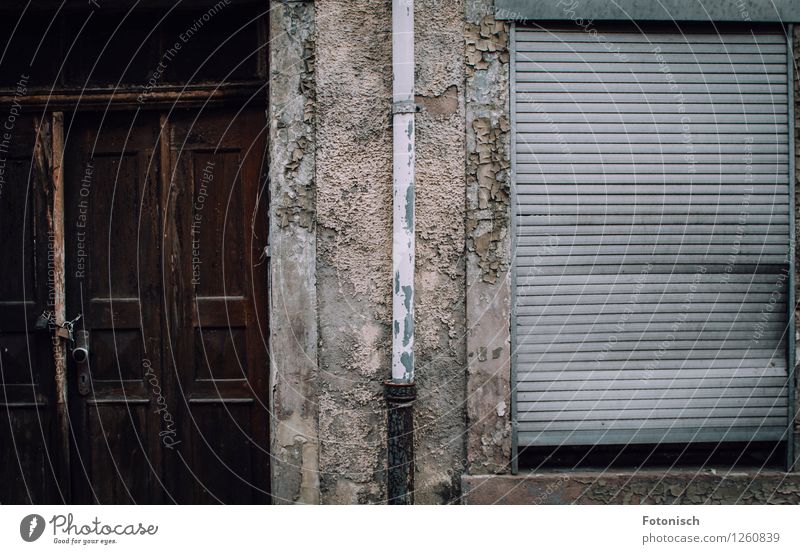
xmin=512 ymin=26 xmax=791 ymax=447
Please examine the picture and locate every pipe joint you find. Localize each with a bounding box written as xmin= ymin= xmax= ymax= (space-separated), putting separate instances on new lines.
xmin=384 ymin=381 xmax=417 ymax=403
xmin=384 ymin=381 xmax=415 ymax=504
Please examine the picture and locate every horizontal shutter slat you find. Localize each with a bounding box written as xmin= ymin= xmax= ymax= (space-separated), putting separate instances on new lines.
xmin=520 ymin=428 xmax=787 ymax=446
xmin=515 ymin=42 xmax=787 ymax=54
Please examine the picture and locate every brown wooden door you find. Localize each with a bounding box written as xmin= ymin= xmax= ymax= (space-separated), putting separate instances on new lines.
xmin=64 ymin=111 xmax=168 ymax=503
xmin=1 ymin=107 xmax=270 ymax=504
xmin=0 ymin=117 xmax=62 ymax=503
xmin=164 ymin=108 xmax=270 ymax=504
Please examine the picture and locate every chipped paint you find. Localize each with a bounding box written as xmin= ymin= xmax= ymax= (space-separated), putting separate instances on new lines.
xmin=415 ymin=85 xmax=459 ymax=116
xmin=464 ymin=3 xmax=513 ymax=475
xmin=269 ymin=0 xmax=319 ymax=504
xmin=391 ymin=0 xmax=416 ymax=385
xmin=274 ymin=31 xmax=317 ymax=231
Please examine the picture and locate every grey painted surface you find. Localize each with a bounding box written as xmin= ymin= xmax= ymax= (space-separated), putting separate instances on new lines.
xmin=496 ymin=0 xmax=800 ymax=22
xmin=269 ymin=0 xmax=320 ymax=504
xmin=512 ymin=26 xmax=791 ymax=447
xmin=786 ymin=24 xmax=796 ymax=470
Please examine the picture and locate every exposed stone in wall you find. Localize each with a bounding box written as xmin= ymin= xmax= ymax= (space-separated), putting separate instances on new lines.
xmin=269 ymin=0 xmax=319 ymax=504
xmin=464 ymin=0 xmax=512 ymax=475
xmin=415 ymin=85 xmax=458 ymax=116
xmin=462 ymin=473 xmax=800 ymax=504
xmin=412 ymin=0 xmax=467 ymax=504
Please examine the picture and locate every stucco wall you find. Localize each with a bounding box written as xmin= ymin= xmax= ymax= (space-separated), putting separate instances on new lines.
xmin=313 ymin=0 xmax=467 ymax=504
xmin=270 ymin=1 xmax=800 ymax=504
xmin=412 ymin=0 xmax=468 ymax=504
xmin=315 ymin=0 xmax=392 ymax=504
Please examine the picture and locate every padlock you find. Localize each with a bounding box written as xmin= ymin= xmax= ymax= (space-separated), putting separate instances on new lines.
xmin=55 ymin=326 xmax=73 ymax=342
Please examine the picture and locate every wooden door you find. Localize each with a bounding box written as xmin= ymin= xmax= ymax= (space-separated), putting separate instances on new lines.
xmin=0 ymin=117 xmax=62 ymax=503
xmin=1 ymin=107 xmax=271 ymax=505
xmin=64 ymin=111 xmax=168 ymax=503
xmin=164 ymin=108 xmax=270 ymax=504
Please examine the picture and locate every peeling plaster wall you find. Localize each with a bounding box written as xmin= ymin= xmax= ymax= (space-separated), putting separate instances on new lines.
xmin=315 ymin=0 xmax=393 ymax=504
xmin=462 ymin=473 xmax=800 ymax=505
xmin=268 ymin=0 xmax=800 ymax=505
xmin=464 ymin=0 xmax=513 ymax=475
xmin=412 ymin=0 xmax=467 ymax=504
xmin=269 ymin=0 xmax=320 ymax=504
xmin=313 ymin=0 xmax=468 ymax=504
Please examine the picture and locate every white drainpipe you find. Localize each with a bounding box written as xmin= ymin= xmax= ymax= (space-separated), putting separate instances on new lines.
xmin=391 ymin=0 xmax=415 ymax=384
xmin=385 ymin=0 xmax=416 ymax=505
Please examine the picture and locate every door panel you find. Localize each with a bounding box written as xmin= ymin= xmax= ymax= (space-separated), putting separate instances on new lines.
xmin=64 ymin=112 xmax=167 ymax=503
xmin=0 ymin=117 xmax=60 ymax=503
xmin=166 ymin=108 xmax=269 ymax=503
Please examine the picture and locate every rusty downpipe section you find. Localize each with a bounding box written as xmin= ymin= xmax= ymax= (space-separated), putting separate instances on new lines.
xmin=386 ymin=0 xmax=416 ymax=504
xmin=386 ymin=381 xmax=416 ymax=504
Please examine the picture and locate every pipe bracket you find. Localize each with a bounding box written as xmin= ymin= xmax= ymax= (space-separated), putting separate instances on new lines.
xmin=392 ymin=100 xmax=419 ymax=114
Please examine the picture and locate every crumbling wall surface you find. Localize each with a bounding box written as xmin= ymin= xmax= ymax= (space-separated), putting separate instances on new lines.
xmin=462 ymin=473 xmax=800 ymax=504
xmin=269 ymin=0 xmax=320 ymax=504
xmin=314 ymin=0 xmax=393 ymax=504
xmin=464 ymin=0 xmax=513 ymax=475
xmin=412 ymin=0 xmax=467 ymax=504
xmin=313 ymin=0 xmax=469 ymax=504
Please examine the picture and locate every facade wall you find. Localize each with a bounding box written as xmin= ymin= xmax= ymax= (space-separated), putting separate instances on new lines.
xmin=269 ymin=0 xmax=800 ymax=503
xmin=272 ymin=0 xmax=468 ymax=504
xmin=464 ymin=0 xmax=513 ymax=475
xmin=269 ymin=0 xmax=319 ymax=505
xmin=411 ymin=0 xmax=468 ymax=504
